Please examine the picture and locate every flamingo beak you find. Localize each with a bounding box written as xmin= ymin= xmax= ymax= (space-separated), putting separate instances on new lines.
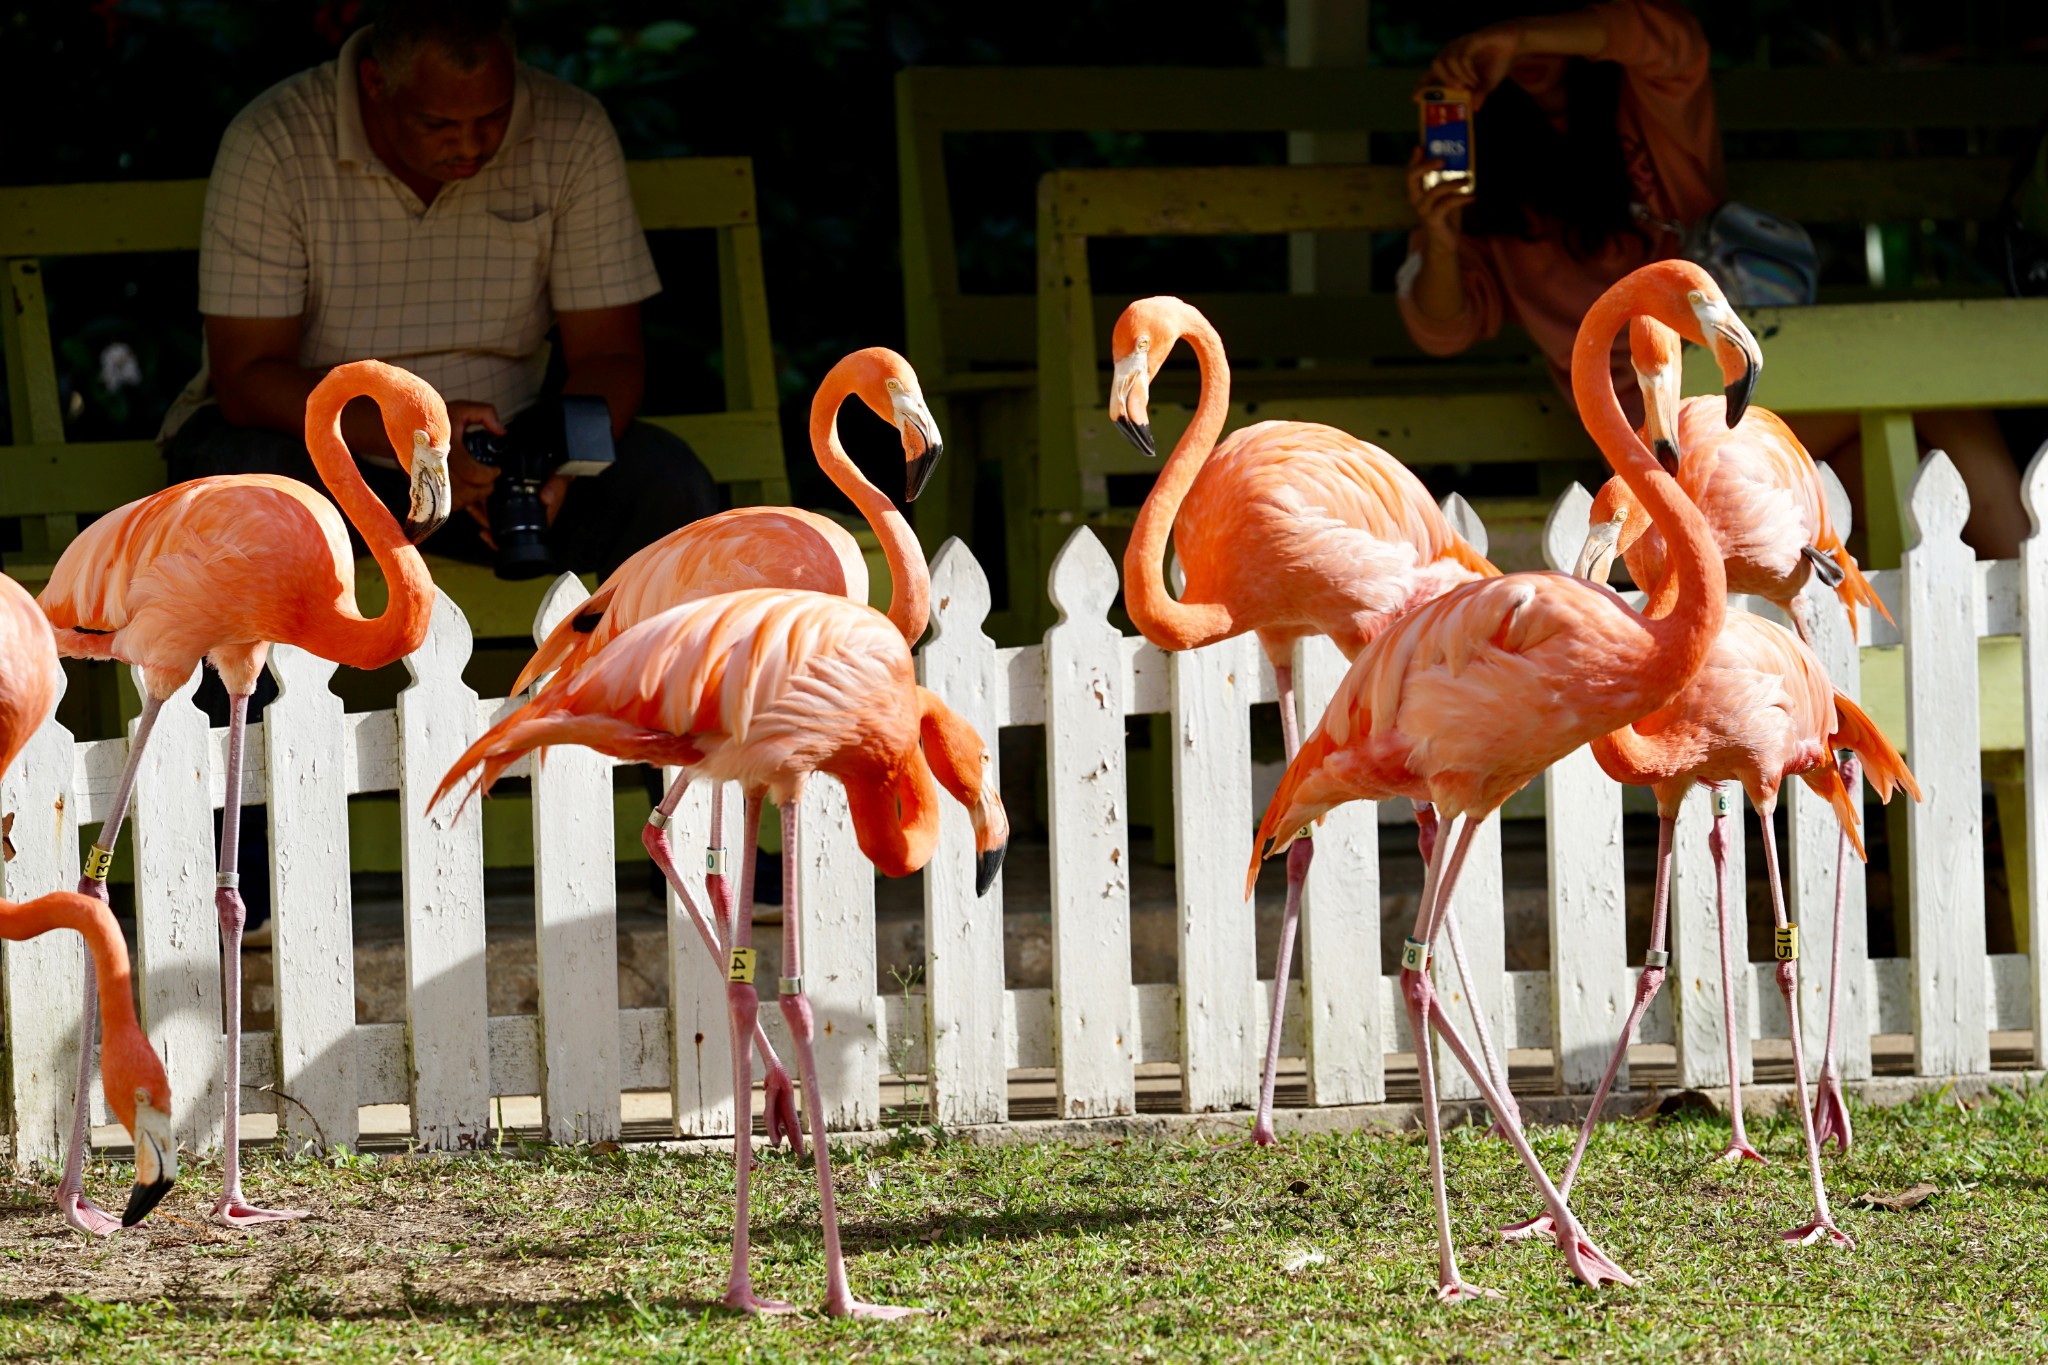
xmin=972 ymin=784 xmax=1009 ymax=896
xmin=1574 ymin=515 xmax=1625 ymax=583
xmin=122 ymin=1103 xmax=177 ymax=1227
xmin=1108 ymin=349 xmax=1154 ymax=457
xmin=405 ymin=434 xmax=453 ymax=543
xmin=894 ymin=395 xmax=944 ymax=503
xmin=1689 ymin=292 xmax=1761 ymax=428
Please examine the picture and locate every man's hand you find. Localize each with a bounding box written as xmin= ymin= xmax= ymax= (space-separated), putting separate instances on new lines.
xmin=1424 ymin=22 xmax=1524 ymax=108
xmin=448 ymin=399 xmax=507 ymax=526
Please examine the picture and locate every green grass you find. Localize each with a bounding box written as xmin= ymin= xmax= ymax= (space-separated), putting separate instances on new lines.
xmin=3 ymin=1084 xmax=2045 ymax=1362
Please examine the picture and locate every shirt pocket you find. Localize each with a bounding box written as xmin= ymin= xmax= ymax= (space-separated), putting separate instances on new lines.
xmin=442 ymin=209 xmax=554 ymax=354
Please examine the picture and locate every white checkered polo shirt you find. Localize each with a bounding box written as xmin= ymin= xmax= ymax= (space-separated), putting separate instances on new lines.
xmin=163 ymin=26 xmax=660 ymax=440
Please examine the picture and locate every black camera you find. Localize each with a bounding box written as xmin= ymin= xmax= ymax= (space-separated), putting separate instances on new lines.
xmin=463 ymin=395 xmax=616 ymax=580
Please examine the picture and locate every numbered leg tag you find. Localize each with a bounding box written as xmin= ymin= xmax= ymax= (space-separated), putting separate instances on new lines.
xmin=1712 ymin=789 xmax=1736 ymax=818
xmin=83 ymin=845 xmax=114 ymax=882
xmin=726 ymin=947 xmax=756 ymax=984
xmin=706 ymin=846 xmax=728 ymax=875
xmin=1775 ymin=925 xmax=1799 ymax=961
xmin=1400 ymin=937 xmax=1430 ymax=973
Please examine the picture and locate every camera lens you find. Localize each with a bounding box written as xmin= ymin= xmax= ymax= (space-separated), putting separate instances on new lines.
xmin=489 ymin=479 xmax=555 ymax=580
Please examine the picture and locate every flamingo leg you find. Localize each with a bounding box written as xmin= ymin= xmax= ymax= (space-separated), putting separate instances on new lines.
xmin=643 ymin=776 xmax=801 ymax=1156
xmin=211 ymin=690 xmax=307 ymax=1227
xmin=1249 ymin=663 xmax=1306 ymax=1147
xmin=718 ymin=793 xmax=795 ymax=1316
xmin=1711 ymin=796 xmax=1763 ymax=1164
xmin=1811 ymin=755 xmax=1857 ymax=1155
xmin=76 ymin=694 xmax=164 ymax=903
xmin=776 ymin=795 xmax=924 ymax=1320
xmin=1503 ymin=812 xmax=1680 ymax=1242
xmin=1406 ymin=815 xmax=1633 ymax=1295
xmin=1757 ymin=808 xmax=1852 ymax=1249
xmin=1414 ymin=801 xmax=1520 ymax=1139
xmin=55 ymin=953 xmax=121 ymax=1235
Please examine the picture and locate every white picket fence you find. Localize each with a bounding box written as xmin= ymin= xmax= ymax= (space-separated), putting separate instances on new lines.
xmin=2 ymin=449 xmax=2042 ymax=1163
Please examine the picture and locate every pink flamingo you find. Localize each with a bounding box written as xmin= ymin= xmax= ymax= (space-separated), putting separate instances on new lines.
xmin=435 ymin=589 xmax=1007 ymax=1318
xmin=2 ymin=571 xmax=177 ymax=1232
xmin=1499 ymin=586 xmax=1917 ymax=1249
xmin=511 ymin=347 xmax=947 ymax=1156
xmin=39 ymin=359 xmax=451 ymax=1226
xmin=1247 ymin=259 xmax=1762 ymax=1297
xmin=1108 ymin=296 xmax=1503 ymax=1145
xmin=1579 ymin=317 xmax=1889 ymax=646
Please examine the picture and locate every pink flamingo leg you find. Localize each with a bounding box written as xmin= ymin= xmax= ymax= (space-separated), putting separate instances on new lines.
xmin=211 ymin=691 xmax=307 ymax=1226
xmin=1248 ymin=664 xmax=1306 ymax=1147
xmin=1414 ymin=801 xmax=1521 ymax=1140
xmin=1710 ymin=797 xmax=1764 ymax=1164
xmin=1756 ymin=810 xmax=1851 ymax=1249
xmin=776 ymin=796 xmax=924 ymax=1320
xmin=59 ymin=692 xmax=166 ymax=1232
xmin=1503 ymin=813 xmax=1680 ymax=1242
xmin=1410 ymin=817 xmax=1632 ymax=1295
xmin=1810 ymin=754 xmax=1857 ymax=1156
xmin=643 ymin=777 xmax=801 ymax=1156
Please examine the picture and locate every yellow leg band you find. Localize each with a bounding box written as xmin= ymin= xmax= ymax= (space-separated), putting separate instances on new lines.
xmin=83 ymin=845 xmax=114 ymax=882
xmin=1775 ymin=925 xmax=1799 ymax=961
xmin=726 ymin=946 xmax=756 ymax=984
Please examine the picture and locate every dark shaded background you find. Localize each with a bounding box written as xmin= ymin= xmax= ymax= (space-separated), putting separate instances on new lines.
xmin=4 ymin=0 xmax=2046 ymax=518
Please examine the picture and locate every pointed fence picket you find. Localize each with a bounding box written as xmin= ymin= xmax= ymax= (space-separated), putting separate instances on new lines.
xmin=6 ymin=448 xmax=2044 ymax=1164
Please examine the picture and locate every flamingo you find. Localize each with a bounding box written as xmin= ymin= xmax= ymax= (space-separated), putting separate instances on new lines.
xmin=1107 ymin=296 xmax=1503 ymax=1145
xmin=1246 ymin=259 xmax=1762 ymax=1298
xmin=39 ymin=359 xmax=452 ymax=1226
xmin=510 ymin=347 xmax=945 ymax=1156
xmin=434 ymin=589 xmax=1008 ymax=1318
xmin=2 ymin=571 xmax=177 ymax=1232
xmin=1578 ymin=317 xmax=1889 ymax=646
xmin=1498 ymin=581 xmax=1917 ymax=1249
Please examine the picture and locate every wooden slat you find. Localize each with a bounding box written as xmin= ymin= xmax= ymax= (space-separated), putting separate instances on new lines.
xmin=638 ymin=411 xmax=786 ymax=480
xmin=395 ymin=591 xmax=493 ymax=1149
xmin=625 ymin=158 xmax=756 ymax=230
xmin=1727 ymin=157 xmax=2010 ymax=225
xmin=663 ymin=775 xmax=737 ymax=1138
xmin=1669 ymin=784 xmax=1751 ymax=1086
xmin=0 ymin=181 xmax=208 ymax=257
xmin=2024 ymin=446 xmax=2048 ymax=1068
xmin=1431 ymin=813 xmax=1506 ymax=1103
xmin=1046 ymin=165 xmax=1408 ymax=239
xmin=919 ymin=541 xmax=1010 ymax=1124
xmin=1902 ymin=454 xmax=1989 ymax=1075
xmin=264 ymin=645 xmax=359 ymax=1153
xmin=794 ymin=776 xmax=881 ymax=1130
xmin=527 ymin=578 xmax=622 ymax=1142
xmin=1043 ymin=529 xmax=1137 ymax=1118
xmin=0 ymin=441 xmax=165 ymax=517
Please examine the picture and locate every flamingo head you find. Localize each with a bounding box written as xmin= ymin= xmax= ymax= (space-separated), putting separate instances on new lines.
xmin=1109 ymin=297 xmax=1187 ymax=459
xmin=102 ymin=1029 xmax=177 ymax=1227
xmin=369 ymin=365 xmax=453 ymax=543
xmin=918 ymin=688 xmax=1009 ymax=895
xmin=1628 ymin=316 xmax=1684 ymax=475
xmin=1576 ymin=480 xmax=1638 ymax=584
xmin=847 ymin=348 xmax=943 ymax=502
xmin=1683 ymin=283 xmax=1760 ymax=428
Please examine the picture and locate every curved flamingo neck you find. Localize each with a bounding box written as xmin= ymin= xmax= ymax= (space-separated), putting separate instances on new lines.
xmin=809 ymin=372 xmax=928 ymax=644
xmin=1 ymin=892 xmax=143 ymax=1053
xmin=1122 ymin=307 xmax=1236 ymax=651
xmin=1573 ymin=286 xmax=1725 ymax=704
xmin=1589 ymin=720 xmax=1682 ymax=787
xmin=305 ymin=379 xmax=435 ymax=667
xmin=842 ymin=752 xmax=941 ymax=876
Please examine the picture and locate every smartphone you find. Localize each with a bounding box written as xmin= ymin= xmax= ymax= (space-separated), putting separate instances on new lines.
xmin=1417 ymin=86 xmax=1475 ymax=193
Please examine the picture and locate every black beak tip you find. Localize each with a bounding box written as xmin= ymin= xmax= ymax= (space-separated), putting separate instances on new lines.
xmin=1113 ymin=416 xmax=1156 ymax=458
xmin=403 ymin=513 xmax=445 ymax=545
xmin=906 ymin=446 xmax=942 ymax=503
xmin=1652 ymin=438 xmax=1680 ymax=476
xmin=1723 ymin=368 xmax=1756 ymax=428
xmin=122 ymin=1177 xmax=173 ymax=1228
xmin=975 ymin=844 xmax=1006 ymax=897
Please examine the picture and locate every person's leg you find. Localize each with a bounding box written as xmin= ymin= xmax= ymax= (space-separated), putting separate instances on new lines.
xmin=1915 ymin=410 xmax=2025 ymax=560
xmin=549 ymin=422 xmax=720 ymax=578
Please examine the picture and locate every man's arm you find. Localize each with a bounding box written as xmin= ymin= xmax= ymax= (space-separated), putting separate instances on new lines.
xmin=556 ymin=303 xmax=645 ymax=438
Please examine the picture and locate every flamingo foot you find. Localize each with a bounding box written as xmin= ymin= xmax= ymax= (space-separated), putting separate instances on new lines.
xmin=1716 ymin=1137 xmax=1767 ymax=1164
xmin=1780 ymin=1216 xmax=1854 ymax=1250
xmin=723 ymin=1288 xmax=799 ymax=1316
xmin=1435 ymin=1278 xmax=1503 ymax=1303
xmin=1556 ymin=1219 xmax=1636 ymax=1288
xmin=825 ymin=1297 xmax=928 ymax=1320
xmin=58 ymin=1190 xmax=123 ymax=1237
xmin=762 ymin=1064 xmax=804 ymax=1161
xmin=1498 ymin=1211 xmax=1554 ymax=1243
xmin=212 ymin=1194 xmax=309 ymax=1228
xmin=1811 ymin=1067 xmax=1853 ymax=1156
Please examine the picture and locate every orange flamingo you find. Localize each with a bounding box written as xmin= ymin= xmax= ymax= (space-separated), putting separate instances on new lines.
xmin=39 ymin=359 xmax=451 ymax=1226
xmin=1578 ymin=317 xmax=1889 ymax=645
xmin=1247 ymin=260 xmax=1762 ymax=1297
xmin=509 ymin=348 xmax=946 ymax=1156
xmin=2 ymin=571 xmax=177 ymax=1233
xmin=434 ymin=589 xmax=1008 ymax=1319
xmin=1108 ymin=296 xmax=1502 ymax=1146
xmin=1500 ymin=587 xmax=1916 ymax=1249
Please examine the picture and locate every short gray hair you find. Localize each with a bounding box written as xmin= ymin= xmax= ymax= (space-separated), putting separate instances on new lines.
xmin=368 ymin=0 xmax=514 ymax=87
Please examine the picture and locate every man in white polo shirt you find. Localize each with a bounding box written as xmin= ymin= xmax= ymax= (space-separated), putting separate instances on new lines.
xmin=162 ymin=0 xmax=716 ymax=580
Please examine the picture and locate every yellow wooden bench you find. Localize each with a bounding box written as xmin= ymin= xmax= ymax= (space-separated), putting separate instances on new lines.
xmin=1 ymin=157 xmax=789 ymax=644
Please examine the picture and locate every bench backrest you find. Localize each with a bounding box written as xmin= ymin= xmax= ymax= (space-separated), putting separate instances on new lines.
xmin=0 ymin=156 xmax=787 ymax=575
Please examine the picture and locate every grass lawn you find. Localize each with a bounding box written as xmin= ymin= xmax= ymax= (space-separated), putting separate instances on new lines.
xmin=2 ymin=1084 xmax=2043 ymax=1362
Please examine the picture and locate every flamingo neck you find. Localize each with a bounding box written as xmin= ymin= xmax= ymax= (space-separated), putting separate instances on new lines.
xmin=1572 ymin=290 xmax=1725 ymax=706
xmin=305 ymin=384 xmax=435 ymax=667
xmin=1122 ymin=309 xmax=1236 ymax=651
xmin=0 ymin=893 xmax=142 ymax=1049
xmin=809 ymin=378 xmax=928 ymax=644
